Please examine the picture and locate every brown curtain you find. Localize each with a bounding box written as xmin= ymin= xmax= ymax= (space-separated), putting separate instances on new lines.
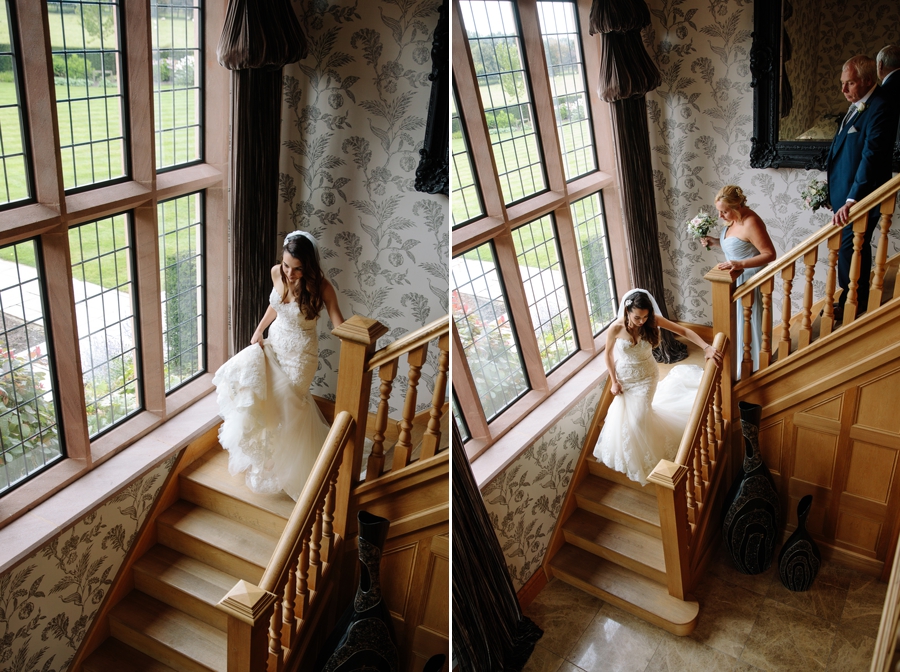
xmin=591 ymin=0 xmax=686 ymax=362
xmin=217 ymin=0 xmax=307 ymax=351
xmin=452 ymin=424 xmax=543 ymax=671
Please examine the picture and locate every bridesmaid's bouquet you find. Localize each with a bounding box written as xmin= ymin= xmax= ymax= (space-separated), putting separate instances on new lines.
xmin=686 ymin=211 xmax=718 ymax=250
xmin=801 ymin=179 xmax=829 ymax=211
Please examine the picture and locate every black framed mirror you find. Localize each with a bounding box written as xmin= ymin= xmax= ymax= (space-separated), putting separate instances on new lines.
xmin=415 ymin=2 xmax=448 ymax=195
xmin=750 ymin=0 xmax=900 ymax=170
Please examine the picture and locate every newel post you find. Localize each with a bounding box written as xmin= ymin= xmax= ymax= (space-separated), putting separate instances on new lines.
xmin=705 ymin=268 xmax=735 ymax=440
xmin=331 ymin=316 xmax=389 ymax=540
xmin=217 ymin=580 xmax=279 ymax=672
xmin=648 ymin=460 xmax=691 ymax=600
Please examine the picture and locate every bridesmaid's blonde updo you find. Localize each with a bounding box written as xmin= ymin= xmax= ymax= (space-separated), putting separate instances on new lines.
xmin=715 ymin=185 xmax=747 ymax=213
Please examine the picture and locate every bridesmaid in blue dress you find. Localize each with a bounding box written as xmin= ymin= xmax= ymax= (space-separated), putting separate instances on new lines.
xmin=701 ymin=185 xmax=776 ymax=372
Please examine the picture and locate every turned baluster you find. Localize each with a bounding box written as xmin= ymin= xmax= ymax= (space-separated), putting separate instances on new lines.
xmin=844 ymin=217 xmax=867 ymax=323
xmin=421 ymin=333 xmax=449 ymax=459
xmin=741 ymin=293 xmax=753 ymax=380
xmin=799 ymin=248 xmax=817 ymax=349
xmin=705 ymin=404 xmax=716 ymax=467
xmin=269 ymin=598 xmax=284 ymax=672
xmin=713 ymin=375 xmax=723 ymax=441
xmin=778 ymin=265 xmax=795 ymax=361
xmin=366 ymin=360 xmax=397 ymax=481
xmin=308 ymin=508 xmax=323 ymax=593
xmin=760 ymin=277 xmax=774 ymax=369
xmin=296 ymin=540 xmax=309 ymax=621
xmin=394 ymin=344 xmax=429 ymax=470
xmin=282 ymin=564 xmax=296 ymax=648
xmin=685 ymin=461 xmax=697 ymax=524
xmin=320 ymin=476 xmax=337 ymax=564
xmin=699 ymin=414 xmax=710 ymax=483
xmin=869 ymin=203 xmax=893 ymax=311
xmin=822 ymin=234 xmax=840 ymax=336
xmin=693 ymin=440 xmax=704 ymax=504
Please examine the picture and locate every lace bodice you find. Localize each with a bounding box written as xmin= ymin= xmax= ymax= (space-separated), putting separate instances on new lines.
xmin=614 ymin=338 xmax=659 ymax=395
xmin=267 ymin=288 xmax=319 ymax=390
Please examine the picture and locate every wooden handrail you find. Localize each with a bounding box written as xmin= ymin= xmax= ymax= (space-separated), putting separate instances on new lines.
xmin=674 ymin=332 xmax=727 ymax=466
xmin=733 ymin=172 xmax=900 ymax=301
xmin=367 ymin=316 xmax=450 ymax=371
xmin=259 ymin=411 xmax=353 ymax=593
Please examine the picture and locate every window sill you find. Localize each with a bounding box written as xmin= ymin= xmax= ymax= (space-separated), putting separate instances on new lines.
xmin=0 ymin=392 xmax=221 ymax=573
xmin=470 ymin=347 xmax=610 ymax=488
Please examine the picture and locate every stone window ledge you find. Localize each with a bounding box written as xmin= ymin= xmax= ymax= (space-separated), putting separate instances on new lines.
xmin=0 ymin=394 xmax=221 ymax=573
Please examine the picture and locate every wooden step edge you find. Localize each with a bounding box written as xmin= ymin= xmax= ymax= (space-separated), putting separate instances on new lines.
xmin=178 ymin=476 xmax=290 ymax=539
xmin=574 ymin=480 xmax=661 ymax=539
xmin=549 ymin=544 xmax=698 ymax=636
xmin=562 ymin=521 xmax=666 ymax=584
xmin=83 ymin=638 xmax=180 ymax=672
xmin=586 ymin=457 xmax=656 ymax=493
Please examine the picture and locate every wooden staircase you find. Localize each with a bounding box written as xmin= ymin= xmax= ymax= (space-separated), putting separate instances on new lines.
xmin=547 ymin=417 xmax=701 ymax=636
xmin=83 ymin=448 xmax=295 ymax=672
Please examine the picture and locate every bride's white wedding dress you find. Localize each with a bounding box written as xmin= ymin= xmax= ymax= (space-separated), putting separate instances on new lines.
xmin=593 ymin=338 xmax=704 ymax=485
xmin=212 ymin=288 xmax=330 ymax=500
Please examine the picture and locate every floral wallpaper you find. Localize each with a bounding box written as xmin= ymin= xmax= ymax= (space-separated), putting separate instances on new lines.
xmin=779 ymin=0 xmax=820 ymax=140
xmin=279 ymin=0 xmax=448 ymax=411
xmin=644 ymin=0 xmax=900 ymax=325
xmin=0 ymin=456 xmax=175 ymax=672
xmin=481 ymin=387 xmax=601 ymax=591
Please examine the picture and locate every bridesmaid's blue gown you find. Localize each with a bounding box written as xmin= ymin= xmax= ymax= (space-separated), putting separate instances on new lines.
xmin=721 ymin=228 xmax=762 ymax=371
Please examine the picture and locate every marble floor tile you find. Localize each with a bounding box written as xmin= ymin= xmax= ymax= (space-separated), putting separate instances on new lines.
xmin=645 ymin=632 xmax=741 ymax=672
xmin=708 ymin=542 xmax=778 ymax=596
xmin=523 ymin=644 xmax=565 ymax=672
xmin=566 ymin=603 xmax=665 ymax=672
xmin=523 ymin=579 xmax=603 ymax=658
xmin=739 ymin=598 xmax=836 ymax=671
xmin=825 ymin=628 xmax=876 ymax=672
xmin=839 ymin=573 xmax=889 ymax=637
xmin=559 ymin=664 xmax=588 ymax=672
xmin=765 ymin=568 xmax=849 ymax=623
xmin=690 ymin=574 xmax=766 ymax=658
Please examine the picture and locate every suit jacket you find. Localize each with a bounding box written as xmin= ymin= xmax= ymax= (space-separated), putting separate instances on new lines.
xmin=879 ymin=72 xmax=900 ymax=153
xmin=826 ymin=87 xmax=895 ymax=210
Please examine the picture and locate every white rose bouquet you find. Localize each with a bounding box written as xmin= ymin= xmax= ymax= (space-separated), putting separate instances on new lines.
xmin=686 ymin=211 xmax=718 ymax=250
xmin=801 ymin=179 xmax=829 ymax=212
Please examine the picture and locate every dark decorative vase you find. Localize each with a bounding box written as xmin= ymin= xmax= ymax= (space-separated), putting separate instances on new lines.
xmin=315 ymin=511 xmax=398 ymax=672
xmin=722 ymin=401 xmax=780 ymax=574
xmin=423 ymin=654 xmax=446 ymax=672
xmin=778 ymin=494 xmax=821 ymax=591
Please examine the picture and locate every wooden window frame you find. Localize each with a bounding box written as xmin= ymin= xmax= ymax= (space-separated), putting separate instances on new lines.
xmin=0 ymin=0 xmax=228 ymax=527
xmin=451 ymin=0 xmax=631 ymax=461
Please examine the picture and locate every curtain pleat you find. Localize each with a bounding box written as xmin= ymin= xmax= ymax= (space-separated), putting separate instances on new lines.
xmin=610 ymin=96 xmax=688 ymax=363
xmin=452 ymin=425 xmax=543 ymax=671
xmin=218 ymin=0 xmax=307 ymax=351
xmin=597 ymin=30 xmax=662 ymax=102
xmin=589 ymin=0 xmax=650 ymax=34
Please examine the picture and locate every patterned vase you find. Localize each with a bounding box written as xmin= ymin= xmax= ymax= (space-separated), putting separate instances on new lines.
xmin=722 ymin=401 xmax=779 ymax=574
xmin=778 ymin=494 xmax=821 ymax=591
xmin=315 ymin=511 xmax=398 ymax=672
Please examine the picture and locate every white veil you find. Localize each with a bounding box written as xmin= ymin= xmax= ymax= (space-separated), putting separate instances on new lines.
xmin=617 ymin=288 xmax=663 ymax=320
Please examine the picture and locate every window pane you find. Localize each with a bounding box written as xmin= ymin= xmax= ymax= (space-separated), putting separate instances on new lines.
xmin=460 ymin=0 xmax=546 ymax=205
xmin=152 ymin=0 xmax=202 ymax=169
xmin=71 ymin=214 xmax=140 ymax=436
xmin=452 ymin=243 xmax=528 ymax=421
xmin=0 ymin=1 xmax=30 ymax=206
xmin=48 ymin=0 xmax=127 ymax=190
xmin=159 ymin=192 xmax=204 ymax=392
xmin=451 ymin=393 xmax=469 ymax=442
xmin=572 ymin=192 xmax=616 ymax=334
xmin=537 ymin=0 xmax=596 ymax=180
xmin=0 ymin=240 xmax=62 ymax=494
xmin=451 ymin=89 xmax=483 ymax=227
xmin=512 ymin=214 xmax=577 ymax=373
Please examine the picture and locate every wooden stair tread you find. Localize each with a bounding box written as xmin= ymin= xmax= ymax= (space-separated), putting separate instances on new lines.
xmin=563 ymin=508 xmax=666 ymax=576
xmin=551 ymin=544 xmax=698 ymax=635
xmin=83 ymin=638 xmax=180 ymax=672
xmin=585 ymin=456 xmax=655 ymax=493
xmin=576 ymin=475 xmax=660 ymax=531
xmin=181 ymin=448 xmax=295 ymax=520
xmin=134 ymin=546 xmax=238 ymax=628
xmin=157 ymin=500 xmax=277 ymax=579
xmin=110 ymin=591 xmax=226 ymax=672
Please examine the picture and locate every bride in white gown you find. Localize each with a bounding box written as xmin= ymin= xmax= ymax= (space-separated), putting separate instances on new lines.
xmin=213 ymin=230 xmax=344 ymax=500
xmin=593 ymin=289 xmax=722 ymax=485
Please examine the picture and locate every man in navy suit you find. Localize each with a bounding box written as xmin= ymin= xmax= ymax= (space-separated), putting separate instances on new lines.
xmin=828 ymin=56 xmax=896 ymax=320
xmin=877 ymin=45 xmax=900 ymax=147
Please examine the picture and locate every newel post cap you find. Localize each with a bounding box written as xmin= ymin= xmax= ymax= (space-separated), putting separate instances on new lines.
xmin=216 ymin=580 xmax=278 ymax=626
xmin=647 ymin=460 xmax=688 ymax=489
xmin=332 ymin=315 xmax=389 ymax=346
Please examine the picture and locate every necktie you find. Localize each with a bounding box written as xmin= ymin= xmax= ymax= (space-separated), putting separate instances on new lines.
xmin=840 ymin=104 xmax=857 ymax=132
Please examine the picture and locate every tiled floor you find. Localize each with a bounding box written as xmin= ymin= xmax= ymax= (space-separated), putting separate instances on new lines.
xmin=522 ymin=543 xmax=887 ymax=672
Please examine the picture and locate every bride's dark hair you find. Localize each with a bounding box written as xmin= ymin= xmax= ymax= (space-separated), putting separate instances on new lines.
xmin=281 ymin=236 xmax=325 ymax=321
xmin=624 ymin=291 xmax=660 ymax=348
